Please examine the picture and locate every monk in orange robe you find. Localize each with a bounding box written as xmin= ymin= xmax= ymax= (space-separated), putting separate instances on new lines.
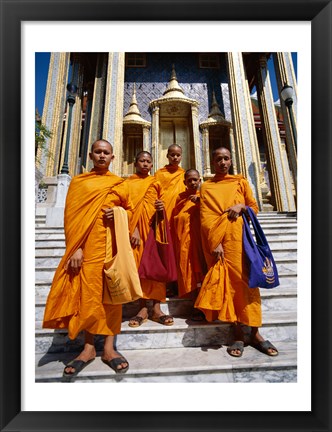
xmin=154 ymin=144 xmax=186 ymax=296
xmin=43 ymin=140 xmax=131 ymax=377
xmin=125 ymin=151 xmax=174 ymax=326
xmin=172 ymin=169 xmax=207 ymax=320
xmin=196 ymin=147 xmax=278 ymax=357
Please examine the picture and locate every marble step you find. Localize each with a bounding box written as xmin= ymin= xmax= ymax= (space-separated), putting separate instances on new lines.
xmin=35 ymin=217 xmax=46 ymax=227
xmin=35 ymin=309 xmax=297 ymax=355
xmin=34 ymin=263 xmax=298 ymax=281
xmin=35 ymin=291 xmax=297 ymax=321
xmin=35 ymin=284 xmax=297 ymax=323
xmin=35 ymin=340 xmax=297 ymax=383
xmin=34 ymin=221 xmax=298 ymax=235
xmin=35 ymin=274 xmax=297 ymax=300
xmin=35 ymin=245 xmax=66 ymax=258
xmin=34 ymin=249 xmax=297 ymax=265
xmin=34 ymin=227 xmax=297 ymax=241
xmin=35 ymin=281 xmax=297 ymax=304
xmin=35 ymin=252 xmax=297 ymax=268
xmin=257 ymin=215 xmax=296 ymax=220
xmin=35 ymin=238 xmax=298 ymax=251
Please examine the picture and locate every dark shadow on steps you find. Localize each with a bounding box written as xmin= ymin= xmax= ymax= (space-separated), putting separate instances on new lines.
xmin=37 ymin=332 xmax=106 ymax=367
xmin=181 ymin=320 xmax=234 ymax=347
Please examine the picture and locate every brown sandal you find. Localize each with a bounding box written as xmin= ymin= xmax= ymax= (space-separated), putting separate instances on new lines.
xmin=151 ymin=314 xmax=174 ymax=326
xmin=227 ymin=341 xmax=244 ymax=357
xmin=251 ymin=340 xmax=279 ymax=356
xmin=128 ymin=316 xmax=147 ymax=328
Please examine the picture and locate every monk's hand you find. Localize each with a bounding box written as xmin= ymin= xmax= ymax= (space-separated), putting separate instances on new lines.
xmin=65 ymin=248 xmax=83 ymax=274
xmin=189 ymin=195 xmax=200 ymax=204
xmin=212 ymin=243 xmax=224 ymax=263
xmin=130 ymin=226 xmax=141 ymax=248
xmin=155 ymin=199 xmax=164 ymax=212
xmin=225 ymin=204 xmax=245 ymax=221
xmin=103 ymin=207 xmax=114 ymax=220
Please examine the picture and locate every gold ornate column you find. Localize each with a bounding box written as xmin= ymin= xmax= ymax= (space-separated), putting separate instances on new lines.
xmin=281 ymin=142 xmax=296 ymax=202
xmin=80 ymin=83 xmax=94 ymax=171
xmin=103 ymin=52 xmax=125 ymax=175
xmin=150 ymin=104 xmax=160 ymax=173
xmin=256 ymin=54 xmax=296 ymax=211
xmin=40 ymin=52 xmax=70 ymax=177
xmin=191 ymin=104 xmax=202 ymax=173
xmin=68 ymin=54 xmax=84 ymax=176
xmin=229 ymin=127 xmax=238 ymax=174
xmin=200 ymin=91 xmax=234 ymax=178
xmin=226 ymin=52 xmax=262 ymax=208
xmin=201 ymin=127 xmax=211 ymax=177
xmin=273 ymin=52 xmax=297 ymax=192
xmin=85 ymin=53 xmax=108 ymax=171
xmin=142 ymin=125 xmax=150 ymax=152
xmin=122 ymin=84 xmax=151 ymax=175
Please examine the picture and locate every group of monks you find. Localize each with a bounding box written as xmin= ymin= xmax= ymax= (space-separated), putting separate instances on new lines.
xmin=42 ymin=139 xmax=278 ymax=379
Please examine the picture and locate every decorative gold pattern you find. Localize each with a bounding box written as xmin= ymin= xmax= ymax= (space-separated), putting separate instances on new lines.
xmin=41 ymin=53 xmax=70 ymax=177
xmin=256 ymin=54 xmax=295 ymax=211
xmin=226 ymin=52 xmax=262 ymax=207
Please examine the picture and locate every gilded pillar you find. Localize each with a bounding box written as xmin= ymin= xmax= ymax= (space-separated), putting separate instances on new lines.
xmin=281 ymin=142 xmax=296 ymax=204
xmin=201 ymin=127 xmax=211 ymax=177
xmin=80 ymin=83 xmax=94 ymax=171
xmin=226 ymin=52 xmax=262 ymax=208
xmin=151 ymin=104 xmax=160 ymax=173
xmin=191 ymin=104 xmax=202 ymax=173
xmin=103 ymin=52 xmax=125 ymax=175
xmin=256 ymin=55 xmax=296 ymax=211
xmin=86 ymin=53 xmax=108 ymax=171
xmin=68 ymin=54 xmax=84 ymax=176
xmin=142 ymin=125 xmax=151 ymax=152
xmin=229 ymin=127 xmax=238 ymax=174
xmin=273 ymin=52 xmax=297 ymax=192
xmin=41 ymin=52 xmax=70 ymax=177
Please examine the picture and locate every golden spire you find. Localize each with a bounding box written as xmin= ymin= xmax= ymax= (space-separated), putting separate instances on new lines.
xmin=124 ymin=83 xmax=141 ymax=119
xmin=123 ymin=83 xmax=150 ymax=126
xmin=163 ymin=64 xmax=185 ymax=98
xmin=200 ymin=90 xmax=231 ymax=129
xmin=208 ymin=90 xmax=224 ymax=120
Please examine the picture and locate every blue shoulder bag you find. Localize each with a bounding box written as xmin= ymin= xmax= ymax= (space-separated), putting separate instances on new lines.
xmin=242 ymin=206 xmax=280 ymax=289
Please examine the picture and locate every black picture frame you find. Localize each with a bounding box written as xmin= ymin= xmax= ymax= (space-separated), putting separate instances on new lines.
xmin=1 ymin=0 xmax=331 ymax=431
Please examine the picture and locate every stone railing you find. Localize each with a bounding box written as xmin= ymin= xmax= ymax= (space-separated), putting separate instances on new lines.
xmin=35 ymin=174 xmax=72 ymax=226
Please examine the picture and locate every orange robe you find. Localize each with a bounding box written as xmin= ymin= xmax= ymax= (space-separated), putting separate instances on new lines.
xmin=154 ymin=165 xmax=186 ymax=224
xmin=125 ymin=174 xmax=166 ymax=301
xmin=195 ymin=174 xmax=262 ymax=326
xmin=43 ymin=170 xmax=132 ymax=339
xmin=172 ymin=190 xmax=207 ymax=297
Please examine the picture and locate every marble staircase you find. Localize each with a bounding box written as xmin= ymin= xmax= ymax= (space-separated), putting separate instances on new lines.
xmin=35 ymin=212 xmax=297 ymax=383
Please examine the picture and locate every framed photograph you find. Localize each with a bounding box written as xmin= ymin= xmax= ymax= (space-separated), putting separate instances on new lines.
xmin=1 ymin=0 xmax=331 ymax=431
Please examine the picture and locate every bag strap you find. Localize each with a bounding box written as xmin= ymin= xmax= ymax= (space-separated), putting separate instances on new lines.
xmin=242 ymin=208 xmax=257 ymax=248
xmin=105 ymin=207 xmax=130 ymax=263
xmin=154 ymin=209 xmax=168 ymax=244
xmin=243 ymin=206 xmax=269 ymax=247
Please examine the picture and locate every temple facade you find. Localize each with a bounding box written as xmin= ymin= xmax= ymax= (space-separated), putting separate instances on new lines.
xmin=36 ymin=52 xmax=297 ymax=221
